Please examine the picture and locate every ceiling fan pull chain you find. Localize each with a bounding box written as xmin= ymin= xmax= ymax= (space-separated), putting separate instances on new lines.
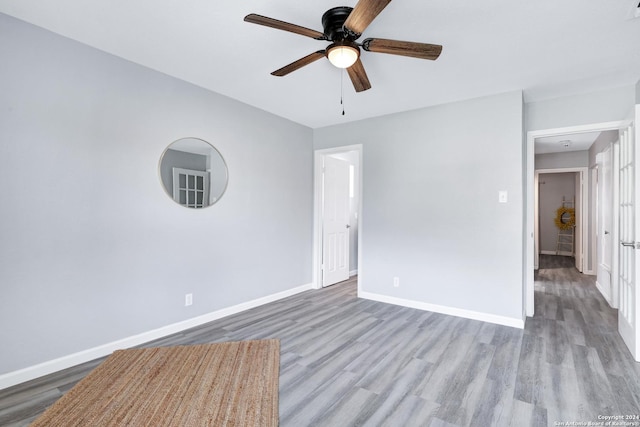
xmin=341 ymin=69 xmax=346 ymax=116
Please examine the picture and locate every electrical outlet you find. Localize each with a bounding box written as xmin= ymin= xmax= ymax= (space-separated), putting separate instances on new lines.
xmin=393 ymin=277 xmax=400 ymax=288
xmin=185 ymin=293 xmax=193 ymax=306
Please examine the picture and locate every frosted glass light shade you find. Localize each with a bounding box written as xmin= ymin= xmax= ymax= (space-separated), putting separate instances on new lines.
xmin=327 ymin=45 xmax=359 ymax=68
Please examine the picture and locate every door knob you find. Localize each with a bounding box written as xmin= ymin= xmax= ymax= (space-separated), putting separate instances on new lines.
xmin=604 ymin=231 xmax=609 ymax=234
xmin=346 ymin=224 xmax=351 ymax=229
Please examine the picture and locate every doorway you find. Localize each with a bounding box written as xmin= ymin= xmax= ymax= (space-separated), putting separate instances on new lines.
xmin=313 ymin=145 xmax=362 ymax=290
xmin=526 ymin=121 xmax=625 ymax=316
xmin=534 ymin=168 xmax=587 ymax=273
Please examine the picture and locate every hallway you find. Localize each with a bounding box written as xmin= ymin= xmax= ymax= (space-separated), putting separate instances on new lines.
xmin=522 ymin=255 xmax=640 ymax=423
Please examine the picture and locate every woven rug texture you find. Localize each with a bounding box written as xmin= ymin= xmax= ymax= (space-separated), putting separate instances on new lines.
xmin=30 ymin=339 xmax=280 ymax=426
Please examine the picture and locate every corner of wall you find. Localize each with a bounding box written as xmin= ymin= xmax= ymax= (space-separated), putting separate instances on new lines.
xmin=359 ymin=291 xmax=525 ymax=330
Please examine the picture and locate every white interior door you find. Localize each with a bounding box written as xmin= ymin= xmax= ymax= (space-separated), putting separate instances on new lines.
xmin=618 ymin=105 xmax=640 ymax=361
xmin=596 ymin=147 xmax=616 ymax=306
xmin=575 ymin=172 xmax=583 ymax=271
xmin=172 ymin=167 xmax=210 ymax=208
xmin=322 ymin=156 xmax=350 ymax=287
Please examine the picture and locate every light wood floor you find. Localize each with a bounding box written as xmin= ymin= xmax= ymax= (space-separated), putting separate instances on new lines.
xmin=1 ymin=257 xmax=639 ymax=426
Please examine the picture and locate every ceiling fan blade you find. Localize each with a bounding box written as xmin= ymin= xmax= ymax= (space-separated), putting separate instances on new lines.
xmin=346 ymin=58 xmax=372 ymax=92
xmin=343 ymin=0 xmax=392 ymax=37
xmin=363 ymin=38 xmax=442 ymax=60
xmin=271 ymin=51 xmax=326 ymax=77
xmin=244 ymin=14 xmax=326 ymax=40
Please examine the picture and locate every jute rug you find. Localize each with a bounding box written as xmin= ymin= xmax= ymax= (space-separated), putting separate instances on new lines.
xmin=31 ymin=339 xmax=280 ymax=426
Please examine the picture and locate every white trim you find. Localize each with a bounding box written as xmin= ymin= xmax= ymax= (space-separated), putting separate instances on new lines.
xmin=313 ymin=144 xmax=363 ymax=290
xmin=0 ymin=283 xmax=313 ymax=391
xmin=349 ymin=269 xmax=358 ymax=277
xmin=540 ymin=250 xmax=574 ymax=256
xmin=526 ymin=121 xmax=626 ymax=317
xmin=596 ymin=280 xmax=614 ymax=307
xmin=591 ymin=165 xmax=599 ymax=277
xmin=612 ymin=140 xmax=621 ymax=308
xmin=360 ymin=291 xmax=525 ymax=329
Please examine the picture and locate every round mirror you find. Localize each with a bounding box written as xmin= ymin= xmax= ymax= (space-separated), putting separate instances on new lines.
xmin=159 ymin=138 xmax=228 ymax=208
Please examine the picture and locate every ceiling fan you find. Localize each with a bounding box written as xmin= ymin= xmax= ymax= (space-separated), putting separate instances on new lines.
xmin=244 ymin=0 xmax=442 ymax=93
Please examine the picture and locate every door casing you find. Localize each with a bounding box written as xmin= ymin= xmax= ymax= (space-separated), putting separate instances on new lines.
xmin=526 ymin=121 xmax=625 ymax=317
xmin=313 ymin=145 xmax=363 ymax=291
xmin=534 ymin=168 xmax=587 ymax=272
xmin=595 ymin=145 xmax=619 ymax=308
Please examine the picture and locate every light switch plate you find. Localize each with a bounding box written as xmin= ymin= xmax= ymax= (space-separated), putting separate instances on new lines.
xmin=499 ymin=191 xmax=508 ymax=203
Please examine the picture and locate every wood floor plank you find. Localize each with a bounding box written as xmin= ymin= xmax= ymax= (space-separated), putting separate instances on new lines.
xmin=570 ymin=344 xmax=618 ymax=418
xmin=514 ymin=333 xmax=546 ymax=406
xmin=543 ymin=362 xmax=587 ymax=423
xmin=468 ymin=378 xmax=512 ymax=427
xmin=309 ymin=387 xmax=379 ymax=427
xmin=506 ymin=399 xmax=547 ymax=427
xmin=416 ymin=332 xmax=477 ymax=403
xmin=379 ymin=394 xmax=440 ymax=427
xmin=434 ymin=342 xmax=495 ymax=426
xmin=358 ymin=357 xmax=433 ymax=426
xmin=281 ymin=370 xmax=358 ymax=426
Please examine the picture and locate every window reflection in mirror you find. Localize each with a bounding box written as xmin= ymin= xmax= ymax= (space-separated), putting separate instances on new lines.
xmin=159 ymin=138 xmax=228 ymax=208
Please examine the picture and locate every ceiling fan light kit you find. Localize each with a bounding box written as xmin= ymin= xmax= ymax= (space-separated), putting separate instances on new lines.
xmin=244 ymin=0 xmax=442 ymax=93
xmin=326 ymin=41 xmax=360 ymax=68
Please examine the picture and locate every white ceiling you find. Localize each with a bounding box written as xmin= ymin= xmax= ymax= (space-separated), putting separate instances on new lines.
xmin=1 ymin=0 xmax=639 ymax=129
xmin=535 ymin=130 xmax=619 ymax=154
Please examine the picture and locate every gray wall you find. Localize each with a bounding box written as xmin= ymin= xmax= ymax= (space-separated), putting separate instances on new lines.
xmin=314 ymin=91 xmax=524 ymax=321
xmin=636 ymin=80 xmax=640 ymax=103
xmin=0 ymin=14 xmax=313 ymax=374
xmin=535 ymin=151 xmax=589 ymax=170
xmin=525 ymin=85 xmax=636 ymax=132
xmin=538 ymin=173 xmax=576 ymax=253
xmin=209 ymin=150 xmax=227 ymax=204
xmin=589 ymin=131 xmax=620 ymax=168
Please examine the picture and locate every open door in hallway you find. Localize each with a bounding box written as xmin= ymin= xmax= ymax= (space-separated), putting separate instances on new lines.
xmin=322 ymin=156 xmax=350 ymax=287
xmin=618 ymin=105 xmax=640 ymax=361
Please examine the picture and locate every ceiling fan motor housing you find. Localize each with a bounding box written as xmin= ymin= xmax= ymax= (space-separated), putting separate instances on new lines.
xmin=321 ymin=6 xmax=355 ymax=41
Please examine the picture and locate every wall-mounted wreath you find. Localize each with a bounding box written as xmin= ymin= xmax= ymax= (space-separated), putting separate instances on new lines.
xmin=554 ymin=207 xmax=575 ymax=230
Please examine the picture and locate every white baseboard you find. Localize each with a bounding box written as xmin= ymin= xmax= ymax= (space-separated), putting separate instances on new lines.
xmin=0 ymin=283 xmax=313 ymax=391
xmin=349 ymin=269 xmax=358 ymax=277
xmin=358 ymin=291 xmax=525 ymax=329
xmin=540 ymin=250 xmax=574 ymax=256
xmin=595 ymin=280 xmax=614 ymax=307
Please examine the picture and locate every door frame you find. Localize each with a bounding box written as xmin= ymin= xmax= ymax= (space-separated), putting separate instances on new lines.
xmin=526 ymin=121 xmax=625 ymax=316
xmin=534 ymin=167 xmax=588 ymax=272
xmin=595 ymin=144 xmax=620 ymax=308
xmin=313 ymin=144 xmax=363 ymax=290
